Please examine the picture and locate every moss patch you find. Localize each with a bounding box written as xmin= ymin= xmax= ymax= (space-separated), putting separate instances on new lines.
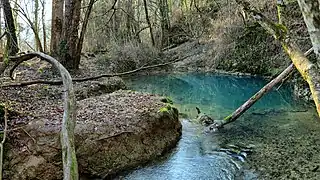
xmin=160 ymin=97 xmax=173 ymax=104
xmin=159 ymin=104 xmax=179 ymax=119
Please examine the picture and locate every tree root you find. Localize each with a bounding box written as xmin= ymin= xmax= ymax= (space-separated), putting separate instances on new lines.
xmin=4 ymin=52 xmax=79 ymax=179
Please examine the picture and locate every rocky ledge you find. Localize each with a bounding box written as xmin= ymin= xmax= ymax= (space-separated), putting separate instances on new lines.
xmin=4 ymin=90 xmax=182 ymax=179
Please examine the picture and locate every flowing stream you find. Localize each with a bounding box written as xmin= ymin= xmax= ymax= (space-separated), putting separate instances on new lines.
xmin=117 ymin=73 xmax=320 ymax=180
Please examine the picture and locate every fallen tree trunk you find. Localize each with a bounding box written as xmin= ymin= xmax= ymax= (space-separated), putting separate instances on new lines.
xmin=216 ymin=0 xmax=320 ymax=128
xmin=7 ymin=52 xmax=79 ymax=179
xmin=219 ymin=48 xmax=313 ymax=127
xmin=1 ymin=54 xmax=194 ymax=88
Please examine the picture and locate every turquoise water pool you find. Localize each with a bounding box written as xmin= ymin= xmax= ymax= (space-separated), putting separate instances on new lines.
xmin=117 ymin=73 xmax=319 ymax=180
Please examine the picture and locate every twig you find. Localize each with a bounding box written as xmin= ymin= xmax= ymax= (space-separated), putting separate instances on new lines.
xmin=0 ymin=103 xmax=8 ymax=180
xmin=21 ymin=128 xmax=36 ymax=143
xmin=0 ymin=32 xmax=7 ymax=40
xmin=1 ymin=54 xmax=195 ymax=88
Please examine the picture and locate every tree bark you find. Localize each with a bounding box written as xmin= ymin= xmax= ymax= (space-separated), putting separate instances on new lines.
xmin=75 ymin=0 xmax=95 ymax=67
xmin=50 ymin=0 xmax=64 ymax=56
xmin=2 ymin=0 xmax=19 ymax=56
xmin=0 ymin=5 xmax=3 ymax=50
xmin=41 ymin=0 xmax=47 ymax=52
xmin=159 ymin=0 xmax=170 ymax=48
xmin=61 ymin=0 xmax=82 ymax=70
xmin=34 ymin=0 xmax=40 ymax=51
xmin=7 ymin=52 xmax=79 ymax=180
xmin=297 ymin=0 xmax=320 ymax=65
xmin=143 ymin=0 xmax=155 ymax=46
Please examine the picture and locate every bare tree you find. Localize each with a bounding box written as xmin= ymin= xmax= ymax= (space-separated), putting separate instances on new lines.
xmin=159 ymin=0 xmax=170 ymax=48
xmin=40 ymin=0 xmax=47 ymax=52
xmin=34 ymin=0 xmax=40 ymax=50
xmin=143 ymin=0 xmax=155 ymax=46
xmin=2 ymin=0 xmax=19 ymax=56
xmin=13 ymin=1 xmax=43 ymax=52
xmin=75 ymin=0 xmax=95 ymax=65
xmin=50 ymin=0 xmax=64 ymax=56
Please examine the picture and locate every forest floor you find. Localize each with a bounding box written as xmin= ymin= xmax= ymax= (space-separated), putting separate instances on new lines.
xmin=0 ymin=55 xmax=126 ymax=137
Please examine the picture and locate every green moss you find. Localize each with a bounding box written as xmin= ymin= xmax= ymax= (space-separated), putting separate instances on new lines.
xmin=70 ymin=154 xmax=78 ymax=178
xmin=159 ymin=104 xmax=172 ymax=112
xmin=159 ymin=104 xmax=179 ymax=119
xmin=38 ymin=67 xmax=44 ymax=73
xmin=160 ymin=97 xmax=173 ymax=104
xmin=224 ymin=114 xmax=232 ymax=121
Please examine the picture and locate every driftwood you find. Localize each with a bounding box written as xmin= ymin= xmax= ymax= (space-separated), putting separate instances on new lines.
xmin=7 ymin=52 xmax=78 ymax=179
xmin=217 ymin=48 xmax=313 ymax=128
xmin=1 ymin=54 xmax=194 ymax=88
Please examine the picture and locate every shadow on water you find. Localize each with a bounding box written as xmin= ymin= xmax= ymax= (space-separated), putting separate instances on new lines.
xmin=119 ymin=73 xmax=320 ymax=180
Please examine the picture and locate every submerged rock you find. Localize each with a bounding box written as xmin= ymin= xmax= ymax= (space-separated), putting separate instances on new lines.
xmin=4 ymin=90 xmax=182 ymax=179
xmin=196 ymin=107 xmax=215 ymax=126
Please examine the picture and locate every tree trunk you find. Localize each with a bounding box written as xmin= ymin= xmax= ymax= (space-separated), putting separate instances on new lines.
xmin=159 ymin=0 xmax=171 ymax=48
xmin=34 ymin=0 xmax=40 ymax=51
xmin=75 ymin=0 xmax=95 ymax=66
xmin=125 ymin=0 xmax=133 ymax=40
xmin=50 ymin=0 xmax=64 ymax=56
xmin=0 ymin=5 xmax=3 ymax=51
xmin=143 ymin=0 xmax=155 ymax=46
xmin=2 ymin=0 xmax=19 ymax=56
xmin=297 ymin=0 xmax=320 ymax=66
xmin=133 ymin=0 xmax=141 ymax=43
xmin=61 ymin=0 xmax=82 ymax=69
xmin=41 ymin=0 xmax=47 ymax=52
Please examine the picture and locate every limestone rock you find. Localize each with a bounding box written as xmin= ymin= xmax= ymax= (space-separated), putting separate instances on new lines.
xmin=4 ymin=90 xmax=182 ymax=179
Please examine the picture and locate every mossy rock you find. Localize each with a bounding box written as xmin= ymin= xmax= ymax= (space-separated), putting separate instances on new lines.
xmin=159 ymin=104 xmax=179 ymax=120
xmin=160 ymin=97 xmax=173 ymax=104
xmin=4 ymin=91 xmax=182 ymax=179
